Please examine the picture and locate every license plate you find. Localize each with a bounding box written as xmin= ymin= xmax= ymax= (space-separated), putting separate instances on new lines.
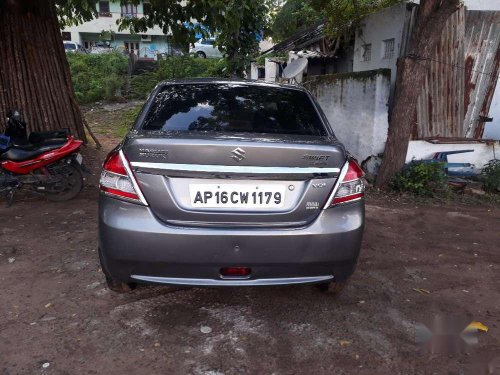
xmin=75 ymin=153 xmax=83 ymax=165
xmin=189 ymin=183 xmax=286 ymax=209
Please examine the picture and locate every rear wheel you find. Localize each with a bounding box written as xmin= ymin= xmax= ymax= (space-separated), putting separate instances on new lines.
xmin=98 ymin=248 xmax=136 ymax=293
xmin=45 ymin=163 xmax=83 ymax=201
xmin=315 ymin=280 xmax=348 ymax=296
xmin=104 ymin=275 xmax=136 ymax=293
xmin=196 ymin=51 xmax=206 ymax=58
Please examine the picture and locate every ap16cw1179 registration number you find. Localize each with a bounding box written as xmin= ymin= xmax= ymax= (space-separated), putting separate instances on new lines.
xmin=189 ymin=184 xmax=285 ymax=209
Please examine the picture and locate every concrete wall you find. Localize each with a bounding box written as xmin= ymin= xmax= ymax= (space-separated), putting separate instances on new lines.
xmin=483 ymin=85 xmax=500 ymax=139
xmin=465 ymin=0 xmax=500 ymax=10
xmin=304 ymin=69 xmax=391 ymax=162
xmin=406 ymin=140 xmax=500 ymax=172
xmin=264 ymin=58 xmax=278 ymax=82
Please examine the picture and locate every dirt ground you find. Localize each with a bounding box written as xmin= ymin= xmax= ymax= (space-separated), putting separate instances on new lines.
xmin=1 ymin=114 xmax=500 ymax=374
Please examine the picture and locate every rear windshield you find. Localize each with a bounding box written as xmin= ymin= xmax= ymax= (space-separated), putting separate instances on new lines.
xmin=141 ymin=84 xmax=327 ymax=136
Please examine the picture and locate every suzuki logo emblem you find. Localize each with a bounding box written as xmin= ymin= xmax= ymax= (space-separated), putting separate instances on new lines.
xmin=231 ymin=147 xmax=246 ymax=162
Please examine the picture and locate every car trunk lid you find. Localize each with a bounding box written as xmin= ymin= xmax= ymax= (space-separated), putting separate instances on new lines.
xmin=124 ymin=133 xmax=346 ymax=228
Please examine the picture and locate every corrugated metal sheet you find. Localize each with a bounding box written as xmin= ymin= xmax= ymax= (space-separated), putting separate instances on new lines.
xmin=463 ymin=10 xmax=500 ymax=138
xmin=415 ymin=9 xmax=500 ymax=139
xmin=415 ymin=7 xmax=465 ymax=138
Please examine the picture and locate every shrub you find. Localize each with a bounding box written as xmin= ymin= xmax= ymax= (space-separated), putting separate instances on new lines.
xmin=129 ymin=72 xmax=159 ymax=99
xmin=482 ymin=159 xmax=500 ymax=193
xmin=129 ymin=56 xmax=230 ymax=99
xmin=104 ymin=73 xmax=123 ymax=101
xmin=390 ymin=161 xmax=448 ymax=196
xmin=67 ymin=52 xmax=128 ymax=103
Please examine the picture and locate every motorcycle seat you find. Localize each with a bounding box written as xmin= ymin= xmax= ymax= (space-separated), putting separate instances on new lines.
xmin=0 ymin=139 xmax=67 ymax=162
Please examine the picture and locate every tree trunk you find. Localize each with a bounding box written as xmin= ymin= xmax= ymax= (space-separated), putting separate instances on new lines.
xmin=0 ymin=0 xmax=86 ymax=141
xmin=375 ymin=0 xmax=460 ymax=188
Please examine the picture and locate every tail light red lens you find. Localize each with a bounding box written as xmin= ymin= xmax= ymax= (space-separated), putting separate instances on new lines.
xmin=220 ymin=267 xmax=252 ymax=278
xmin=102 ymin=150 xmax=128 ymax=175
xmin=100 ymin=150 xmax=147 ymax=205
xmin=328 ymin=159 xmax=365 ymax=207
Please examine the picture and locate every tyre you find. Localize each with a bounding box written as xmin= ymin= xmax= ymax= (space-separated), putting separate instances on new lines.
xmin=196 ymin=51 xmax=206 ymax=58
xmin=315 ymin=280 xmax=348 ymax=296
xmin=98 ymin=248 xmax=136 ymax=293
xmin=45 ymin=163 xmax=83 ymax=202
xmin=104 ymin=275 xmax=136 ymax=293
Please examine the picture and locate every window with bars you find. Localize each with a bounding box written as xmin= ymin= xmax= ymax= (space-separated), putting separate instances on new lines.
xmin=121 ymin=3 xmax=138 ymax=17
xmin=361 ymin=44 xmax=372 ymax=62
xmin=98 ymin=1 xmax=111 ymax=16
xmin=383 ymin=38 xmax=395 ymax=59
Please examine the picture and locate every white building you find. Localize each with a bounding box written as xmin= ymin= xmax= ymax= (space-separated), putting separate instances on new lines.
xmin=62 ymin=1 xmax=170 ymax=59
xmin=352 ymin=3 xmax=413 ymax=99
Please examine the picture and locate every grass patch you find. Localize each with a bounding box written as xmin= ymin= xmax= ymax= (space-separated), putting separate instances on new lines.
xmin=83 ymin=103 xmax=143 ymax=140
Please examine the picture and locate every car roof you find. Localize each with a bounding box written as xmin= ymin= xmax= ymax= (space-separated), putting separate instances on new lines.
xmin=157 ymin=78 xmax=307 ymax=92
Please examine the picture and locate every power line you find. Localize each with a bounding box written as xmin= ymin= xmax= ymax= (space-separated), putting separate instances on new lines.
xmin=407 ymin=53 xmax=500 ymax=78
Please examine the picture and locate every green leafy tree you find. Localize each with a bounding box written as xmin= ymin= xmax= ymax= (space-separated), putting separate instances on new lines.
xmin=0 ymin=0 xmax=269 ymax=140
xmin=269 ymin=0 xmax=401 ymax=44
xmin=310 ymin=0 xmax=402 ymax=38
xmin=270 ymin=0 xmax=324 ymax=42
xmin=375 ymin=0 xmax=461 ymax=188
xmin=120 ymin=0 xmax=270 ymax=76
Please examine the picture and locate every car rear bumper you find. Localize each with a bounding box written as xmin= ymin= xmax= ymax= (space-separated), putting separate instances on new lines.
xmin=98 ymin=196 xmax=364 ymax=286
xmin=130 ymin=275 xmax=334 ymax=286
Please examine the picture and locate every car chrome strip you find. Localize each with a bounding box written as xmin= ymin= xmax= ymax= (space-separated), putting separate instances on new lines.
xmin=322 ymin=160 xmax=349 ymax=210
xmin=130 ymin=162 xmax=340 ymax=175
xmin=119 ymin=150 xmax=149 ymax=206
xmin=130 ymin=275 xmax=334 ymax=286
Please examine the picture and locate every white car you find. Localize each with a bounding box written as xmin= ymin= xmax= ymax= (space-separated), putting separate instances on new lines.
xmin=64 ymin=41 xmax=87 ymax=54
xmin=63 ymin=41 xmax=81 ymax=53
xmin=190 ymin=38 xmax=223 ymax=58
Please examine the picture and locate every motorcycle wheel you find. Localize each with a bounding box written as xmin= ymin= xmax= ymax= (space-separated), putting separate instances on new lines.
xmin=45 ymin=163 xmax=83 ymax=202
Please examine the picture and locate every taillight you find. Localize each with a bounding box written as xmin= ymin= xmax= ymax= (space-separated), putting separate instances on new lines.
xmin=220 ymin=267 xmax=252 ymax=278
xmin=100 ymin=150 xmax=147 ymax=205
xmin=326 ymin=159 xmax=365 ymax=207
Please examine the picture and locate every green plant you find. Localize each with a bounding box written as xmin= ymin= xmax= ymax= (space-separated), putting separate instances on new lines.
xmin=390 ymin=161 xmax=448 ymax=196
xmin=129 ymin=56 xmax=229 ymax=99
xmin=119 ymin=0 xmax=269 ymax=76
xmin=269 ymin=0 xmax=324 ymax=43
xmin=312 ymin=0 xmax=403 ymax=39
xmin=482 ymin=159 xmax=500 ymax=193
xmin=104 ymin=73 xmax=124 ymax=100
xmin=67 ymin=52 xmax=128 ymax=103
